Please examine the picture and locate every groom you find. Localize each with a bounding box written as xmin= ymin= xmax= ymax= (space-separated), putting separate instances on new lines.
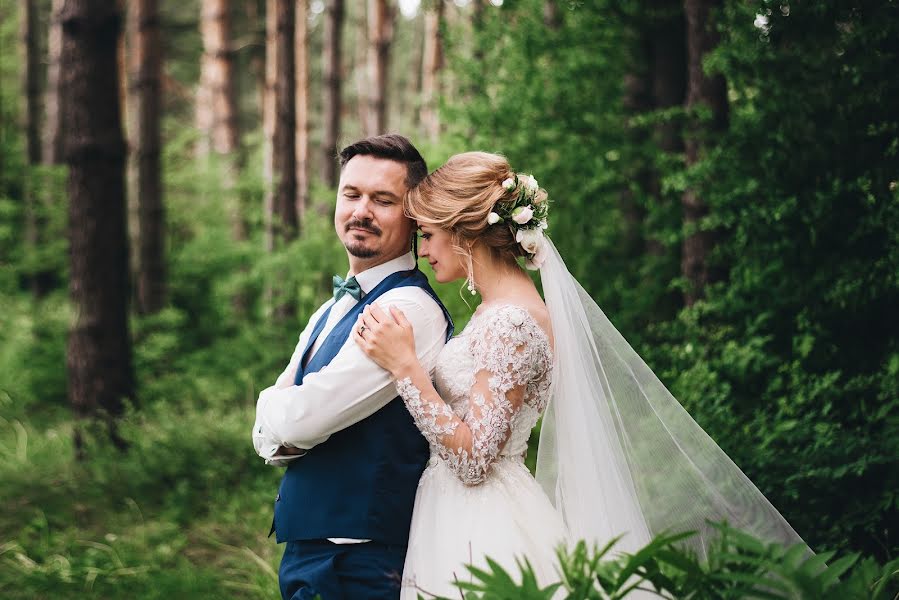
xmin=252 ymin=134 xmax=453 ymax=600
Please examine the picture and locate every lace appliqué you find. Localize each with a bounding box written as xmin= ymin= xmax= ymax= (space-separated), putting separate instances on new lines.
xmin=396 ymin=305 xmax=552 ymax=485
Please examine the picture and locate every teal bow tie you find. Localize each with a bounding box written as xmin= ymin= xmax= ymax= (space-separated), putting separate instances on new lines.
xmin=332 ymin=275 xmax=363 ymax=302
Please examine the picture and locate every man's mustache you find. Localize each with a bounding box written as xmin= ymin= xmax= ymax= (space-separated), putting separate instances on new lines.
xmin=345 ymin=219 xmax=382 ymax=236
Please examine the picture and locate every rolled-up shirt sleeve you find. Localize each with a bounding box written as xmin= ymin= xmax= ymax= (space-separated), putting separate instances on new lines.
xmin=254 ymin=288 xmax=448 ymax=459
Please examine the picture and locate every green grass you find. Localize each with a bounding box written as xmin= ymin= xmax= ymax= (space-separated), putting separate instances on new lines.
xmin=0 ymin=406 xmax=283 ymax=599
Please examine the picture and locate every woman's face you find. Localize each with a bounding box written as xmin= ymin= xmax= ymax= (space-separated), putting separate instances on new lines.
xmin=418 ymin=224 xmax=466 ymax=283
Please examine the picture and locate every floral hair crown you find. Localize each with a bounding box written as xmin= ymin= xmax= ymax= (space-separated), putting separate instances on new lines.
xmin=486 ymin=173 xmax=550 ymax=270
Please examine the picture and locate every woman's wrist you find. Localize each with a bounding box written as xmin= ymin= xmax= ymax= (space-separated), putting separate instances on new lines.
xmin=390 ymin=357 xmax=422 ymax=381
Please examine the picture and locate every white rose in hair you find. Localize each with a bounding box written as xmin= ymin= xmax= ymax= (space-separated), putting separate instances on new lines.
xmin=516 ymin=228 xmax=543 ymax=254
xmin=502 ymin=178 xmax=516 ymax=191
xmin=526 ymin=237 xmax=548 ymax=270
xmin=511 ymin=205 xmax=534 ymax=224
xmin=525 ymin=175 xmax=539 ymax=192
xmin=487 ymin=212 xmax=501 ymax=225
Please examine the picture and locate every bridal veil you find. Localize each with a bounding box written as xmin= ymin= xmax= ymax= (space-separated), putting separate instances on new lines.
xmin=534 ymin=238 xmax=808 ymax=559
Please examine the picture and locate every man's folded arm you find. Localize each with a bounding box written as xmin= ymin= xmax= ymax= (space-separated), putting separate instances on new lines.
xmin=255 ymin=291 xmax=447 ymax=453
xmin=251 ymin=302 xmax=330 ymax=462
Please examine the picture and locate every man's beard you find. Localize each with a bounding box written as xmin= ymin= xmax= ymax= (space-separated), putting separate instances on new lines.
xmin=345 ymin=242 xmax=380 ymax=259
xmin=344 ymin=218 xmax=382 ymax=258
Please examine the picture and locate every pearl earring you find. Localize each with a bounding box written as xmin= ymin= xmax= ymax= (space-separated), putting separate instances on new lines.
xmin=466 ymin=248 xmax=477 ymax=295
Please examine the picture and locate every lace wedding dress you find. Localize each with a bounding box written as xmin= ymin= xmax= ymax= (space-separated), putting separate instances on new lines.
xmin=396 ymin=303 xmax=568 ymax=599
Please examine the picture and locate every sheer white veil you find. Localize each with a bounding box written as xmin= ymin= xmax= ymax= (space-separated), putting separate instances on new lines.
xmin=534 ymin=238 xmax=808 ymax=560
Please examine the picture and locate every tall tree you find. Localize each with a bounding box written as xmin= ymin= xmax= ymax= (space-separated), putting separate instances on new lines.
xmin=197 ymin=0 xmax=240 ymax=156
xmin=19 ymin=0 xmax=44 ymax=298
xmin=420 ymin=0 xmax=444 ymax=141
xmin=295 ymin=0 xmax=309 ymax=226
xmin=263 ymin=0 xmax=297 ymax=318
xmin=365 ymin=0 xmax=393 ymax=135
xmin=43 ymin=0 xmax=65 ymax=165
xmin=130 ymin=0 xmax=166 ymax=315
xmin=263 ymin=4 xmax=297 ymax=233
xmin=245 ymin=0 xmax=267 ymax=119
xmin=20 ymin=0 xmax=40 ymax=166
xmin=321 ymin=0 xmax=344 ymax=186
xmin=681 ymin=0 xmax=727 ymax=305
xmin=60 ymin=0 xmax=135 ymax=453
xmin=197 ymin=0 xmax=248 ymax=276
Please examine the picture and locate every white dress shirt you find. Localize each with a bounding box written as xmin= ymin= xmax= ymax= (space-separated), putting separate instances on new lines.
xmin=252 ymin=252 xmax=448 ymax=464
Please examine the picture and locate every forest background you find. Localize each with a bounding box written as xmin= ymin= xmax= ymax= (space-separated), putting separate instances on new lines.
xmin=0 ymin=0 xmax=897 ymax=597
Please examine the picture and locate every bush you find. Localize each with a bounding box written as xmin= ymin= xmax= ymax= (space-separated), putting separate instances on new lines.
xmin=439 ymin=525 xmax=899 ymax=600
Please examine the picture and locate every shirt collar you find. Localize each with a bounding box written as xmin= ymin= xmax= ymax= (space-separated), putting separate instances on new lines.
xmin=351 ymin=252 xmax=416 ymax=296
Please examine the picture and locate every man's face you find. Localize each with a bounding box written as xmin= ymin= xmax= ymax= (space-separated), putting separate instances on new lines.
xmin=334 ymin=155 xmax=413 ymax=270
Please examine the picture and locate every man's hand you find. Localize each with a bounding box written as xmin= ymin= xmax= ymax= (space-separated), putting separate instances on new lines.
xmin=277 ymin=445 xmax=306 ymax=456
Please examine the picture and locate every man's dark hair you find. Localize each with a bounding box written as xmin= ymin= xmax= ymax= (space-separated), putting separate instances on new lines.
xmin=338 ymin=134 xmax=428 ymax=188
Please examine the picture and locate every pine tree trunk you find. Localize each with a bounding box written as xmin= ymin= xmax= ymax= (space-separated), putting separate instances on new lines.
xmin=353 ymin=8 xmax=368 ymax=130
xmin=651 ymin=0 xmax=687 ymax=155
xmin=131 ymin=0 xmax=166 ymax=315
xmin=20 ymin=0 xmax=40 ymax=165
xmin=20 ymin=0 xmax=46 ymax=298
xmin=263 ymin=0 xmax=296 ymax=318
xmin=295 ymin=0 xmax=309 ymax=227
xmin=43 ymin=0 xmax=65 ymax=165
xmin=681 ymin=0 xmax=727 ymax=306
xmin=245 ymin=0 xmax=266 ymax=123
xmin=60 ymin=0 xmax=134 ymax=455
xmin=420 ymin=0 xmax=444 ymax=141
xmin=647 ymin=0 xmax=687 ymax=260
xmin=365 ymin=0 xmax=392 ymax=136
xmin=543 ymin=0 xmax=561 ymax=29
xmin=321 ymin=0 xmax=344 ymax=187
xmin=197 ymin=0 xmax=240 ymax=156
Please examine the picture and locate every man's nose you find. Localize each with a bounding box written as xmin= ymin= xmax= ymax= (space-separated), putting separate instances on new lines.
xmin=352 ymin=197 xmax=374 ymax=220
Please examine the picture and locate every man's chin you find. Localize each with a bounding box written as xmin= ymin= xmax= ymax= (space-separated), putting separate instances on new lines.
xmin=345 ymin=243 xmax=381 ymax=259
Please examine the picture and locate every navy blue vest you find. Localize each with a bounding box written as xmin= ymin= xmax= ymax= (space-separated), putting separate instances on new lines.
xmin=273 ymin=268 xmax=453 ymax=544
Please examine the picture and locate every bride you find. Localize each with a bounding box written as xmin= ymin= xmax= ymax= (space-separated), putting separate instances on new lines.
xmin=354 ymin=152 xmax=807 ymax=598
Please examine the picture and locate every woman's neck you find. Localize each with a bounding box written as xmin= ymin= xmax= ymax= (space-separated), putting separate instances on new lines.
xmin=470 ymin=249 xmax=531 ymax=304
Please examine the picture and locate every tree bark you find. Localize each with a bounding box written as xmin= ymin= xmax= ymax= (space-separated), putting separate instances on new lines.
xmin=420 ymin=0 xmax=444 ymax=141
xmin=197 ymin=0 xmax=240 ymax=156
xmin=651 ymin=0 xmax=687 ymax=155
xmin=130 ymin=0 xmax=166 ymax=315
xmin=321 ymin=0 xmax=344 ymax=187
xmin=543 ymin=0 xmax=561 ymax=29
xmin=263 ymin=0 xmax=298 ymax=247
xmin=245 ymin=0 xmax=266 ymax=123
xmin=43 ymin=0 xmax=66 ymax=165
xmin=263 ymin=0 xmax=297 ymax=318
xmin=646 ymin=0 xmax=687 ymax=262
xmin=681 ymin=0 xmax=728 ymax=306
xmin=353 ymin=7 xmax=369 ymax=130
xmin=60 ymin=0 xmax=134 ymax=454
xmin=295 ymin=0 xmax=309 ymax=227
xmin=365 ymin=0 xmax=392 ymax=136
xmin=20 ymin=0 xmax=41 ymax=165
xmin=20 ymin=0 xmax=46 ymax=298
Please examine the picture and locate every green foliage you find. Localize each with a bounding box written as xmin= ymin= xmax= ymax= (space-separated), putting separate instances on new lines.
xmin=1 ymin=0 xmax=897 ymax=596
xmin=451 ymin=0 xmax=899 ymax=560
xmin=441 ymin=525 xmax=899 ymax=600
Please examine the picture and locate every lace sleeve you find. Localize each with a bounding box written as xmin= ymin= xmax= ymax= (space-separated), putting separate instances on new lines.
xmin=396 ymin=306 xmax=549 ymax=485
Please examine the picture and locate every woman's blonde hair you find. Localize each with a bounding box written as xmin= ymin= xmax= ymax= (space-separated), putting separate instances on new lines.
xmin=405 ymin=151 xmax=525 ymax=263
